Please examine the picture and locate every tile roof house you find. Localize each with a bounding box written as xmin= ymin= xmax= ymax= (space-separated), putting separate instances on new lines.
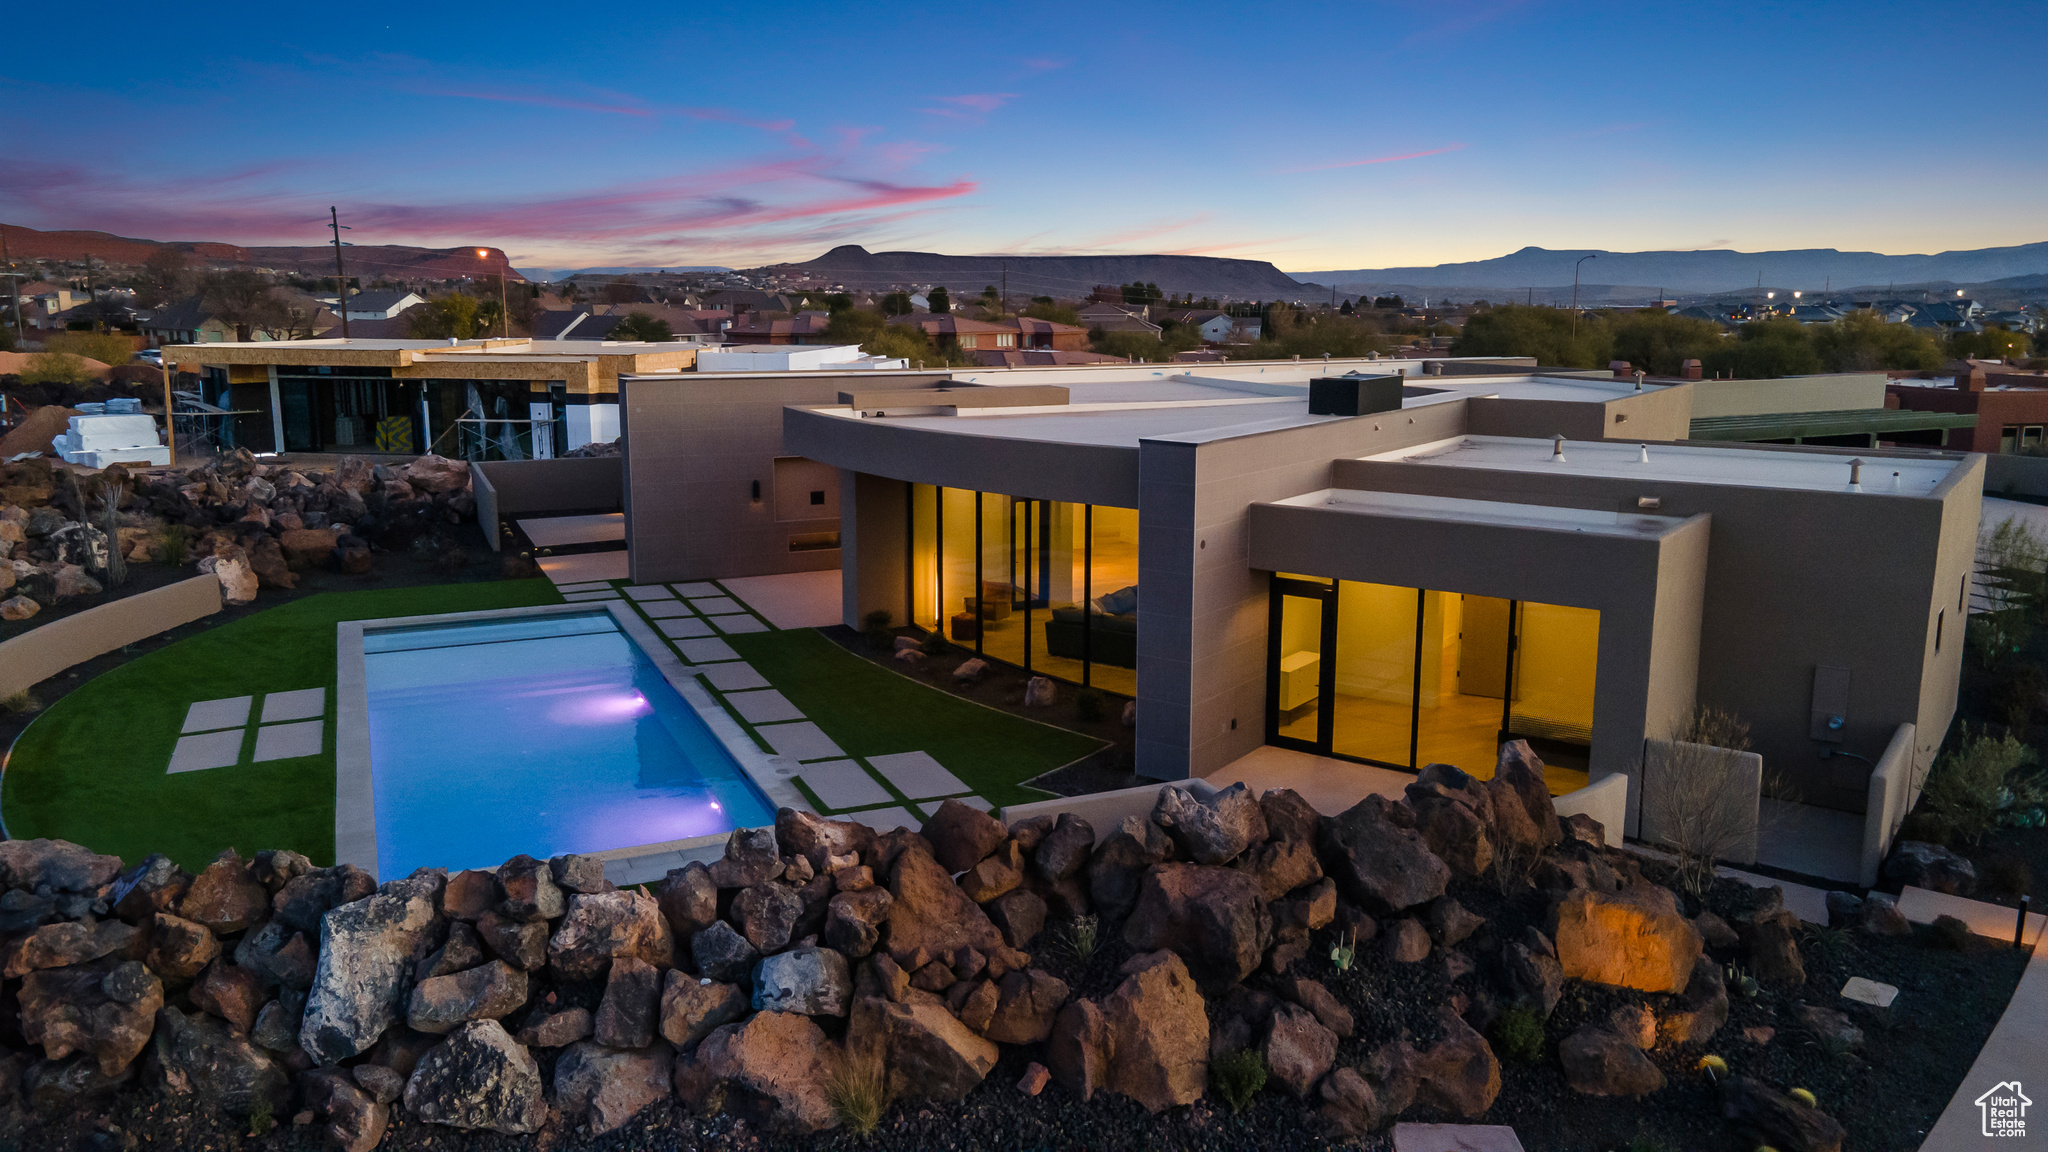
xmin=887 ymin=314 xmax=1020 ymax=350
xmin=1008 ymin=316 xmax=1089 ymax=351
xmin=966 ymin=348 xmax=1128 ymax=367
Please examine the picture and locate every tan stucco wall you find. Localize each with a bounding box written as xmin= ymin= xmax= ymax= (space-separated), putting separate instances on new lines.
xmin=1139 ymin=400 xmax=1477 ymax=781
xmin=1687 ymin=373 xmax=1888 ymax=419
xmin=620 ymin=372 xmax=948 ymax=584
xmin=1465 ymin=383 xmax=1694 ymax=445
xmin=0 ymin=575 xmax=222 ymax=700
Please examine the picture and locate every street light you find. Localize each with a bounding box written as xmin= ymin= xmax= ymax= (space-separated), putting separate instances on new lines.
xmin=478 ymin=249 xmax=507 ymax=337
xmin=1571 ymin=253 xmax=1598 ymax=340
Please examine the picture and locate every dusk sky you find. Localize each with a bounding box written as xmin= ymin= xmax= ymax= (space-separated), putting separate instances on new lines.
xmin=5 ymin=1 xmax=2044 ymax=274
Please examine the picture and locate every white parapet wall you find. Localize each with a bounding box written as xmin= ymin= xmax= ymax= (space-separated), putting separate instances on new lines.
xmin=1861 ymin=722 xmax=1918 ymax=888
xmin=1553 ymin=772 xmax=1629 ymax=844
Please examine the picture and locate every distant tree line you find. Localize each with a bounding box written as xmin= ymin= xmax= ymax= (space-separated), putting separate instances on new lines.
xmin=1450 ymin=304 xmax=2044 ymax=377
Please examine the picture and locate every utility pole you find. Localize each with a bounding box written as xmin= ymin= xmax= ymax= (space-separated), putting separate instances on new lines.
xmin=1000 ymin=260 xmax=1008 ymax=318
xmin=1 ymin=230 xmax=22 ymax=339
xmin=328 ymin=207 xmax=351 ymax=339
xmin=1571 ymin=253 xmax=1597 ymax=340
xmin=84 ymin=252 xmax=97 ymax=331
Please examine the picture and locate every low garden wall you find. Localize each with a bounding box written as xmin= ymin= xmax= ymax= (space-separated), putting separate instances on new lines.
xmin=475 ymin=458 xmax=623 ymax=551
xmin=1552 ymin=771 xmax=1628 ymax=841
xmin=1860 ymin=722 xmax=1918 ymax=888
xmin=1637 ymin=739 xmax=1762 ymax=866
xmin=0 ymin=573 xmax=220 ymax=700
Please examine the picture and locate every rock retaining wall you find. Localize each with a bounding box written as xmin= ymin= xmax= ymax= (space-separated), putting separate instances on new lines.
xmin=0 ymin=740 xmax=1862 ymax=1150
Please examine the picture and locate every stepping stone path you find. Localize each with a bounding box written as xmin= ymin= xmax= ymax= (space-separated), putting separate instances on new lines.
xmin=868 ymin=751 xmax=972 ymax=802
xmin=608 ymin=579 xmax=1000 ymax=822
xmin=168 ymin=690 xmax=332 ymax=774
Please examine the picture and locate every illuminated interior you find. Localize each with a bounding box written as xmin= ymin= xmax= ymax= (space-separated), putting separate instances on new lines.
xmin=1272 ymin=577 xmax=1596 ymax=793
xmin=907 ymin=485 xmax=1138 ymax=697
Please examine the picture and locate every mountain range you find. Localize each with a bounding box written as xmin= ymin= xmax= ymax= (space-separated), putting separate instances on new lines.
xmin=1294 ymin=242 xmax=2048 ymax=297
xmin=0 ymin=223 xmax=525 ymax=283
xmin=755 ymin=245 xmax=1317 ymax=301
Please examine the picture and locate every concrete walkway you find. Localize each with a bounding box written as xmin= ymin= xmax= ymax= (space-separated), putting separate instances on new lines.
xmin=719 ymin=570 xmax=842 ymax=630
xmin=1203 ymin=745 xmax=1414 ymax=815
xmin=1917 ymin=888 xmax=2048 ymax=1150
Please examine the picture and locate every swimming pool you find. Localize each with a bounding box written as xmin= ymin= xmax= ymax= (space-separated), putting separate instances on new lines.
xmin=360 ymin=610 xmax=775 ymax=877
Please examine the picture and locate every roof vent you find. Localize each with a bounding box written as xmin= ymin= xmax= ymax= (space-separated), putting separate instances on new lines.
xmin=1551 ymin=434 xmax=1568 ymax=463
xmin=1848 ymin=457 xmax=1865 ymax=488
xmin=1638 ymin=443 xmax=1649 ymax=463
xmin=1309 ymin=374 xmax=1403 ymax=417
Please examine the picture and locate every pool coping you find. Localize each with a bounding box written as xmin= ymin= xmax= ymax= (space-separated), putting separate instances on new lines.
xmin=335 ymin=601 xmax=811 ymax=881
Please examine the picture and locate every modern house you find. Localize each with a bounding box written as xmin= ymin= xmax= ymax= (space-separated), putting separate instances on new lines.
xmin=318 ymin=290 xmax=426 ymax=321
xmin=162 ymin=337 xmax=703 ymax=458
xmin=733 ymin=362 xmax=1978 ymax=884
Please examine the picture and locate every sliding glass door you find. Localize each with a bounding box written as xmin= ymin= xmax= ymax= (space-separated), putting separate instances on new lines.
xmin=1267 ymin=578 xmax=1595 ymax=789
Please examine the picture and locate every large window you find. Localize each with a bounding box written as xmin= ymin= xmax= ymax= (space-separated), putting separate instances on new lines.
xmin=906 ymin=486 xmax=1138 ymax=696
xmin=1271 ymin=578 xmax=1595 ymax=791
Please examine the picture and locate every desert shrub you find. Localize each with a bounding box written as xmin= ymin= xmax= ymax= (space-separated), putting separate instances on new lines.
xmin=1922 ymin=728 xmax=2043 ymax=845
xmin=1979 ymin=856 xmax=2036 ymax=900
xmin=1489 ymin=1006 xmax=1546 ymax=1064
xmin=825 ymin=1052 xmax=887 ymax=1134
xmin=44 ymin=330 xmax=133 ymax=368
xmin=1063 ymin=915 xmax=1099 ymax=963
xmin=1648 ymin=706 xmax=1758 ymax=899
xmin=246 ymin=1097 xmax=274 ymax=1137
xmin=1210 ymin=1049 xmax=1267 ymax=1112
xmin=157 ymin=524 xmax=191 ymax=567
xmin=1075 ymin=688 xmax=1105 ymax=723
xmin=16 ymin=352 xmax=93 ymax=386
xmin=1928 ymin=914 xmax=1974 ymax=951
xmin=861 ymin=609 xmax=894 ymax=649
xmin=1 ymin=691 xmax=43 ymax=716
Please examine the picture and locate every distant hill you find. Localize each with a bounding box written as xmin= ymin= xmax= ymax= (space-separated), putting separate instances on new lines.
xmin=1295 ymin=242 xmax=2048 ymax=297
xmin=0 ymin=223 xmax=526 ymax=283
xmin=519 ymin=265 xmax=731 ymax=282
xmin=757 ymin=245 xmax=1321 ymax=301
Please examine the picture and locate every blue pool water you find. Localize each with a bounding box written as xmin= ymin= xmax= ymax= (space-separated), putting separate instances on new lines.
xmin=363 ymin=611 xmax=774 ymax=877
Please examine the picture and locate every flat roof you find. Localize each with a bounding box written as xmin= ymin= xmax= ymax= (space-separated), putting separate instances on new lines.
xmin=795 ymin=371 xmax=1663 ymax=450
xmin=1269 ymin=487 xmax=1694 ymax=538
xmin=1364 ymin=434 xmax=1966 ymax=494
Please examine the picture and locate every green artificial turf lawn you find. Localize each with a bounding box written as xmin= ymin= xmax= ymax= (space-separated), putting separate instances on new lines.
xmin=1 ymin=579 xmax=562 ymax=871
xmin=720 ymin=628 xmax=1102 ymax=810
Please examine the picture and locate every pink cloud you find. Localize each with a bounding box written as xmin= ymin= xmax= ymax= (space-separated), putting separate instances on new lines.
xmin=1285 ymin=144 xmax=1468 ymax=173
xmin=920 ymin=93 xmax=1019 ymax=121
xmin=0 ymin=151 xmax=976 ymax=265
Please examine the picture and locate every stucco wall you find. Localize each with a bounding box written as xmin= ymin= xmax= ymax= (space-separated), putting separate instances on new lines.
xmin=473 ymin=457 xmax=623 ymax=552
xmin=1689 ymin=374 xmax=1888 ymax=419
xmin=619 ymin=372 xmax=947 ymax=584
xmin=1136 ymin=399 xmax=1475 ymax=781
xmin=0 ymin=575 xmax=222 ymax=700
xmin=1861 ymin=722 xmax=1919 ymax=887
xmin=1640 ymin=737 xmax=1763 ymax=865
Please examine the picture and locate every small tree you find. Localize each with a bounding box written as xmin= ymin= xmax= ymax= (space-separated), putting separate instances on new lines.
xmin=139 ymin=247 xmax=192 ymax=308
xmin=407 ymin=294 xmax=483 ymax=339
xmin=201 ymin=270 xmax=277 ymax=342
xmin=928 ymin=286 xmax=951 ymax=314
xmin=880 ymin=292 xmax=914 ymax=317
xmin=611 ymin=311 xmax=673 ymax=341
